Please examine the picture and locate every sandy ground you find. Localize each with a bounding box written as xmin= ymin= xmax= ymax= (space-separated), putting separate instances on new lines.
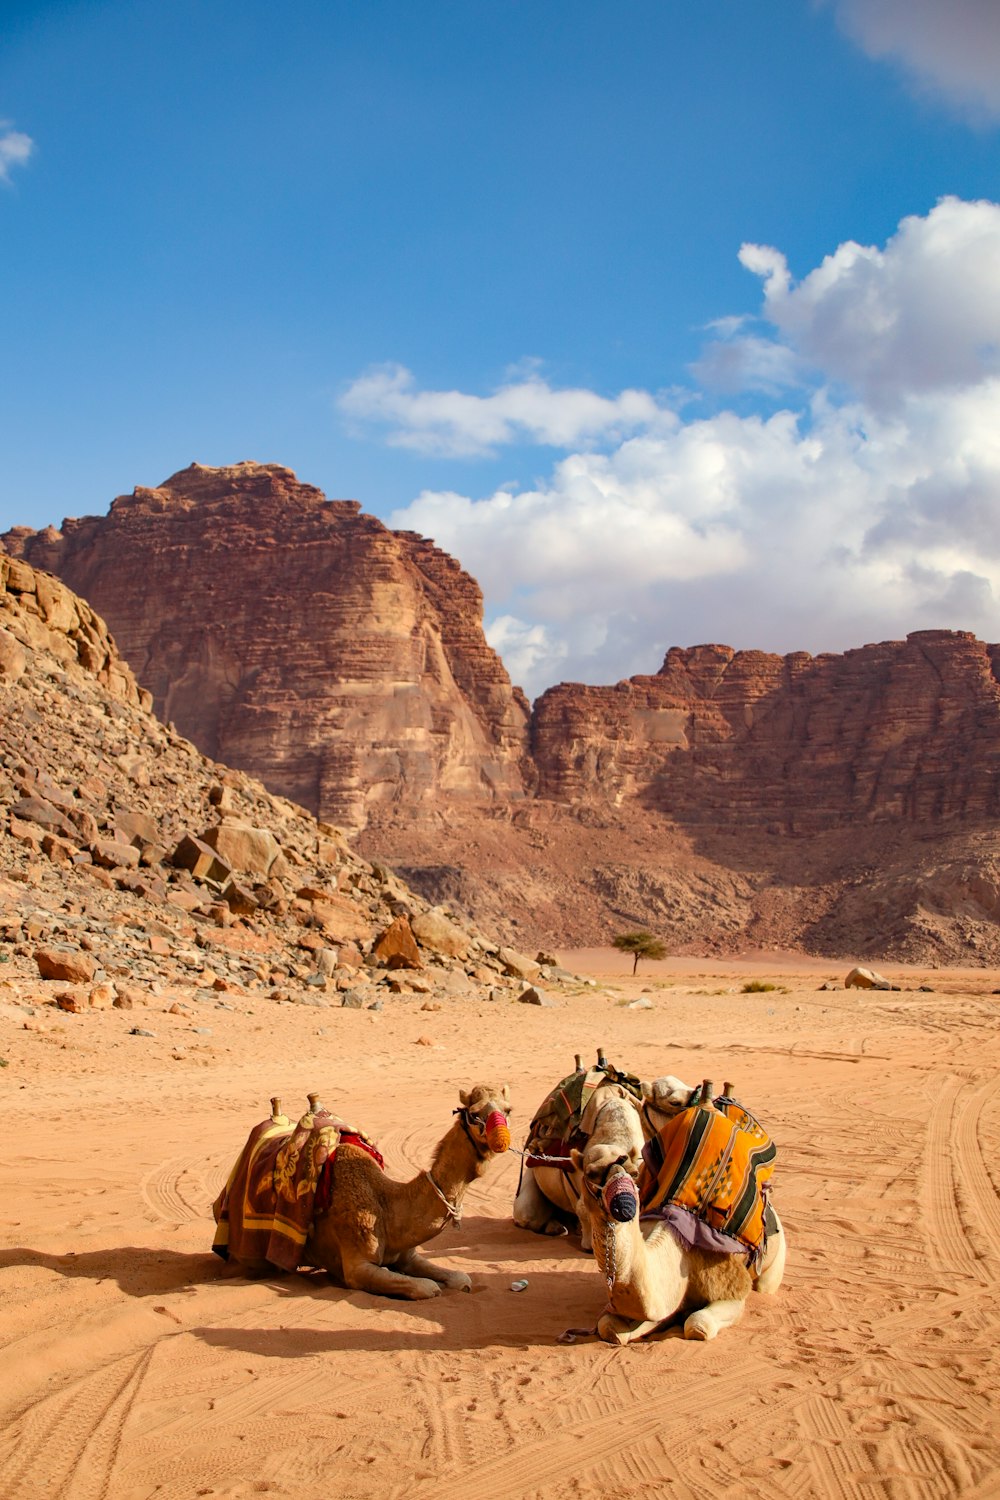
xmin=2 ymin=949 xmax=1000 ymax=1500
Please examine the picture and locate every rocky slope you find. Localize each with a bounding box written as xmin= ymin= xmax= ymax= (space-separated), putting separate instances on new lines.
xmin=7 ymin=463 xmax=1000 ymax=964
xmin=0 ymin=552 xmax=581 ymax=1025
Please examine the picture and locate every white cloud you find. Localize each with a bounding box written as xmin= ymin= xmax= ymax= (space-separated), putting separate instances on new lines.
xmin=361 ymin=199 xmax=1000 ymax=699
xmin=829 ymin=0 xmax=1000 ymax=120
xmin=338 ymin=363 xmax=671 ymax=457
xmin=737 ymin=197 xmax=1000 ymax=408
xmin=0 ymin=124 xmax=33 ymax=184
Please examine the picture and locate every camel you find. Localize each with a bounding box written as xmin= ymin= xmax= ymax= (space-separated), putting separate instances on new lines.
xmin=215 ymin=1082 xmax=511 ymax=1300
xmin=571 ymin=1082 xmax=786 ymax=1344
xmin=513 ymin=1052 xmax=699 ymax=1249
xmin=302 ymin=1081 xmax=512 ymax=1299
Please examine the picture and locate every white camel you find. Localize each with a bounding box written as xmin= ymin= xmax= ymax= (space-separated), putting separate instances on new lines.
xmin=571 ymin=1090 xmax=786 ymax=1344
xmin=513 ymin=1058 xmax=700 ymax=1249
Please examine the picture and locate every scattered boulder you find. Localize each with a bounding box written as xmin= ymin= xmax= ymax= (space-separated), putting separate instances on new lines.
xmin=35 ymin=946 xmax=96 ymax=984
xmin=500 ymin=946 xmax=542 ymax=982
xmin=518 ymin=984 xmax=554 ymax=1007
xmin=410 ymin=908 xmax=468 ymax=960
xmin=373 ymin=915 xmax=422 ymax=970
xmin=201 ymin=822 xmax=281 ymax=877
xmin=0 ymin=630 xmax=27 ymax=682
xmin=169 ymin=834 xmax=232 ymax=883
xmin=845 ymin=966 xmax=895 ymax=991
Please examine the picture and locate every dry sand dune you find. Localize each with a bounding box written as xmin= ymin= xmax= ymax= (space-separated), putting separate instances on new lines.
xmin=2 ymin=950 xmax=1000 ymax=1500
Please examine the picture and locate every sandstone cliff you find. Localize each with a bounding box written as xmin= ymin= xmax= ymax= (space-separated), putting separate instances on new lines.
xmin=8 ymin=463 xmax=1000 ymax=963
xmin=4 ymin=463 xmax=530 ymax=830
xmin=0 ymin=551 xmax=570 ymax=1013
xmin=532 ymin=633 xmax=1000 ymax=829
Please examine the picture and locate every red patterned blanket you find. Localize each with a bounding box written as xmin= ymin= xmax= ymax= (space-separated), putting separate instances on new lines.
xmin=212 ymin=1106 xmax=383 ymax=1270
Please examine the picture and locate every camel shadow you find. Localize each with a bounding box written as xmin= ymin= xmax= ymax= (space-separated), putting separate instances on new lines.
xmin=0 ymin=1214 xmax=608 ymax=1351
xmin=0 ymin=1244 xmax=229 ymax=1298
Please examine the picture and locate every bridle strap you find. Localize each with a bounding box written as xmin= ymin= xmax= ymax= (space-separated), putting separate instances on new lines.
xmin=453 ymin=1107 xmax=491 ymax=1158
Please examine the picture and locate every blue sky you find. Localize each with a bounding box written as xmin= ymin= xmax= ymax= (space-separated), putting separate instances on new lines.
xmin=2 ymin=0 xmax=1000 ymax=695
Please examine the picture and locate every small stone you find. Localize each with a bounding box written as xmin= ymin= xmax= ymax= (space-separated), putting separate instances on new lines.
xmin=627 ymin=995 xmax=654 ymax=1010
xmin=88 ymin=982 xmax=116 ymax=1010
xmin=56 ymin=991 xmax=84 ymax=1013
xmin=415 ymin=1034 xmax=434 ymax=1046
xmin=129 ymin=1027 xmax=156 ymax=1038
xmin=420 ymin=1001 xmax=442 ymax=1012
xmin=518 ymin=985 xmax=554 ymax=1007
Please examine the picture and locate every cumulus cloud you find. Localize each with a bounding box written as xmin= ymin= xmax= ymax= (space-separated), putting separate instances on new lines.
xmin=338 ymin=363 xmax=671 ymax=457
xmin=829 ymin=0 xmax=1000 ymax=120
xmin=0 ymin=124 xmax=33 ymax=183
xmin=358 ymin=198 xmax=1000 ymax=698
xmin=736 ymin=197 xmax=1000 ymax=408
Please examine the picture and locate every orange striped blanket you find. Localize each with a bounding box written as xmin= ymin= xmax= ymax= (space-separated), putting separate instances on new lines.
xmin=638 ymin=1094 xmax=777 ymax=1267
xmin=212 ymin=1107 xmax=383 ymax=1271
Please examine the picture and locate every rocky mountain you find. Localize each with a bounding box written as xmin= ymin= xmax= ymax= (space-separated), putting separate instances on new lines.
xmin=0 ymin=550 xmax=575 ymax=1022
xmin=7 ymin=462 xmax=1000 ymax=963
xmin=3 ymin=462 xmax=530 ymax=829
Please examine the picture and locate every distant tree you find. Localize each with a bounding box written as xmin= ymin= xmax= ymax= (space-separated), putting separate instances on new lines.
xmin=612 ymin=931 xmax=667 ymax=974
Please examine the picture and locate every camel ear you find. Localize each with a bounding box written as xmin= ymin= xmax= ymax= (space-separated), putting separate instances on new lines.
xmin=459 ymin=1089 xmax=471 ymax=1107
xmin=640 ymin=1080 xmax=653 ymax=1101
xmin=501 ymin=1084 xmax=511 ymax=1107
xmin=570 ymin=1148 xmax=584 ymax=1172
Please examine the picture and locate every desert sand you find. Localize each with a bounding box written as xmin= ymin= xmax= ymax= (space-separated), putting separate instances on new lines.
xmin=2 ymin=949 xmax=999 ymax=1500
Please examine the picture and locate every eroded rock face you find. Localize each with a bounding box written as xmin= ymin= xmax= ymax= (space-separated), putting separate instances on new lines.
xmin=532 ymin=633 xmax=1000 ymax=830
xmin=4 ymin=463 xmax=530 ymax=830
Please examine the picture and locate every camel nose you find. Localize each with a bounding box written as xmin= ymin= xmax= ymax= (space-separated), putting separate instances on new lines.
xmin=603 ymin=1172 xmax=639 ymax=1221
xmin=485 ymin=1109 xmax=511 ymax=1153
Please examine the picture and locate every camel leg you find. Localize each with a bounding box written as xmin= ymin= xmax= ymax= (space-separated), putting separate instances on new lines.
xmin=596 ymin=1309 xmax=665 ymax=1345
xmin=394 ymin=1248 xmax=471 ymax=1292
xmin=513 ymin=1171 xmax=570 ymax=1237
xmin=683 ymin=1297 xmax=746 ymax=1340
xmin=575 ymin=1194 xmax=594 ymax=1253
xmin=341 ymin=1256 xmax=443 ymax=1301
xmin=755 ymin=1219 xmax=787 ymax=1296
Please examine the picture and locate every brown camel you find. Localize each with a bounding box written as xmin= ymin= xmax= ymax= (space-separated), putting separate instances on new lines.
xmin=303 ymin=1082 xmax=512 ymax=1299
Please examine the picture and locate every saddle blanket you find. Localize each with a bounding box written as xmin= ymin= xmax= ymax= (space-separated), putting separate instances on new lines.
xmin=524 ymin=1058 xmax=642 ymax=1167
xmin=212 ymin=1107 xmax=383 ymax=1270
xmin=639 ymin=1094 xmax=777 ymax=1268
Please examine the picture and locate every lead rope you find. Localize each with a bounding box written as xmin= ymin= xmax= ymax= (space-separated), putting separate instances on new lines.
xmin=422 ymin=1169 xmax=462 ymax=1226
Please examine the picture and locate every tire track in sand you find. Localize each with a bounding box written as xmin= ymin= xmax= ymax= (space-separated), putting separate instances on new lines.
xmin=921 ymin=1075 xmax=984 ymax=1283
xmin=0 ymin=1347 xmax=153 ymax=1500
xmin=404 ymin=1360 xmax=796 ymax=1500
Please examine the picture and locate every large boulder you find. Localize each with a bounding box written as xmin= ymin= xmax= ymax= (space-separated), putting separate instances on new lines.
xmin=845 ymin=965 xmax=892 ymax=990
xmin=499 ymin=946 xmax=542 ymax=982
xmin=373 ymin=916 xmax=422 ymax=970
xmin=200 ymin=822 xmax=281 ymax=877
xmin=410 ymin=908 xmax=469 ymax=960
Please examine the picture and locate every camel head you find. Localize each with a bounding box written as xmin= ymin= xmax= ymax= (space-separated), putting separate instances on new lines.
xmin=570 ymin=1097 xmax=643 ymax=1222
xmin=641 ymin=1075 xmax=697 ymax=1127
xmin=457 ymin=1082 xmax=512 ymax=1155
xmin=571 ymin=1138 xmax=640 ymax=1222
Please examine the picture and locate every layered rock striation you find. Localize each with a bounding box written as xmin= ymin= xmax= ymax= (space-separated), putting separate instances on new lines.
xmin=4 ymin=463 xmax=530 ymax=830
xmin=532 ymin=633 xmax=1000 ymax=830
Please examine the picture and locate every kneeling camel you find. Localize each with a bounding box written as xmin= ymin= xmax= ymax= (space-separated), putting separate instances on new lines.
xmin=214 ymin=1082 xmax=511 ymax=1300
xmin=572 ymin=1081 xmax=786 ymax=1344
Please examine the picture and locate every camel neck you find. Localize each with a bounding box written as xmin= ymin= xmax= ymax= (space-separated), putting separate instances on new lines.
xmin=591 ymin=1210 xmax=645 ymax=1297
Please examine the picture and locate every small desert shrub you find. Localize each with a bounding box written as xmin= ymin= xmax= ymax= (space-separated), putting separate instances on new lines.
xmin=742 ymin=980 xmax=777 ymax=993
